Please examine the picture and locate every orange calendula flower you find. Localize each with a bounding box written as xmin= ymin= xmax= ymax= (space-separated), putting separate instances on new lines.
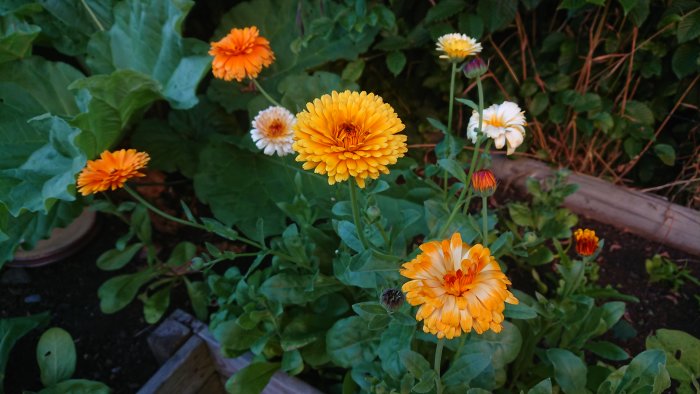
xmin=77 ymin=149 xmax=150 ymax=196
xmin=209 ymin=26 xmax=275 ymax=82
xmin=401 ymin=233 xmax=518 ymax=339
xmin=471 ymin=169 xmax=497 ymax=196
xmin=293 ymin=90 xmax=408 ymax=188
xmin=574 ymin=228 xmax=599 ymax=257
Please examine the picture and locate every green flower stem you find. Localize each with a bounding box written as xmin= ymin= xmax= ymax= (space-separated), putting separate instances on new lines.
xmin=123 ymin=184 xmax=296 ymax=260
xmin=80 ymin=0 xmax=105 ymax=31
xmin=252 ymin=79 xmax=282 ymax=107
xmin=434 ymin=338 xmax=445 ymax=394
xmin=481 ymin=195 xmax=489 ymax=246
xmin=437 ymin=73 xmax=486 ymax=238
xmin=443 ymin=62 xmax=459 ymax=197
xmin=348 ymin=181 xmax=370 ymax=250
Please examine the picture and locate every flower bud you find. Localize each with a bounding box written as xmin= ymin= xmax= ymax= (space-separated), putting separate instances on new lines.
xmin=380 ymin=288 xmax=405 ymax=312
xmin=574 ymin=228 xmax=599 ymax=257
xmin=471 ymin=169 xmax=497 ymax=196
xmin=366 ymin=206 xmax=381 ymax=221
xmin=463 ymin=57 xmax=487 ymax=79
xmin=523 ymin=232 xmax=537 ymax=244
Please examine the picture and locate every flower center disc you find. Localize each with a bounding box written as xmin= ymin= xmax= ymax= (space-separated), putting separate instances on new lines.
xmin=336 ymin=122 xmax=364 ymax=150
xmin=266 ymin=120 xmax=285 ymax=137
xmin=443 ymin=268 xmax=476 ymax=296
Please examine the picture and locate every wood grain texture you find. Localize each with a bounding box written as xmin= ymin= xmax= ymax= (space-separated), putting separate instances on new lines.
xmin=147 ymin=318 xmax=192 ymax=364
xmin=138 ymin=335 xmax=220 ymax=394
xmin=491 ymin=157 xmax=700 ymax=256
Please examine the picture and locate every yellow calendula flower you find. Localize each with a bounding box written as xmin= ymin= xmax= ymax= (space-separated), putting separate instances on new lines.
xmin=436 ymin=33 xmax=482 ymax=62
xmin=292 ymin=90 xmax=407 ymax=188
xmin=401 ymin=232 xmax=518 ymax=339
xmin=77 ymin=149 xmax=150 ymax=195
xmin=574 ymin=228 xmax=599 ymax=257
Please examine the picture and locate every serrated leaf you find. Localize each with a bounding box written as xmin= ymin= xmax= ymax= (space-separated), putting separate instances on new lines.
xmin=86 ymin=0 xmax=210 ymax=109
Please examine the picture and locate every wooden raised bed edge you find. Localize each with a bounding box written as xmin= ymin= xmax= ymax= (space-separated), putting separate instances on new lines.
xmin=491 ymin=156 xmax=700 ymax=256
xmin=138 ymin=309 xmax=323 ymax=394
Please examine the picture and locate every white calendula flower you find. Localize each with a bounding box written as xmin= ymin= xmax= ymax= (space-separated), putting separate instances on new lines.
xmin=467 ymin=101 xmax=526 ymax=155
xmin=251 ymin=106 xmax=296 ymax=156
xmin=436 ymin=33 xmax=482 ymax=62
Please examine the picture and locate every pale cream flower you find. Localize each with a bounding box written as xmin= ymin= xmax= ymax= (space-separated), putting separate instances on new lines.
xmin=251 ymin=106 xmax=296 ymax=156
xmin=436 ymin=33 xmax=482 ymax=62
xmin=467 ymin=101 xmax=526 ymax=155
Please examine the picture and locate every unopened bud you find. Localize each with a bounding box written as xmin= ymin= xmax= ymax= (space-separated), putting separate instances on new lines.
xmin=463 ymin=57 xmax=487 ymax=79
xmin=380 ymin=288 xmax=405 ymax=312
xmin=366 ymin=206 xmax=381 ymax=221
xmin=471 ymin=169 xmax=497 ymax=196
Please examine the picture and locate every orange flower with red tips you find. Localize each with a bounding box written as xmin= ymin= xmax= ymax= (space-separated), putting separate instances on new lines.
xmin=574 ymin=228 xmax=599 ymax=257
xmin=77 ymin=149 xmax=150 ymax=195
xmin=209 ymin=26 xmax=275 ymax=82
xmin=471 ymin=169 xmax=497 ymax=196
xmin=401 ymin=232 xmax=518 ymax=339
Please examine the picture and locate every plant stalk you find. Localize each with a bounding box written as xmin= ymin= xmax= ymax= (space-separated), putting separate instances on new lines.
xmin=482 ymin=195 xmax=489 ymax=247
xmin=434 ymin=338 xmax=445 ymax=394
xmin=252 ymin=79 xmax=282 ymax=107
xmin=348 ymin=181 xmax=370 ymax=250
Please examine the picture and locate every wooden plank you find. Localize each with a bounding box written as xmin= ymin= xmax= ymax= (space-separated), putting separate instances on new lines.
xmin=170 ymin=310 xmax=324 ymax=394
xmin=137 ymin=335 xmax=217 ymax=394
xmin=491 ymin=157 xmax=700 ymax=256
xmin=147 ymin=318 xmax=192 ymax=364
xmin=197 ymin=373 xmax=226 ymax=394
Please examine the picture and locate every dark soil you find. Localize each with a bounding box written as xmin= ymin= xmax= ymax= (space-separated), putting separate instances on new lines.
xmin=1 ymin=216 xmax=158 ymax=394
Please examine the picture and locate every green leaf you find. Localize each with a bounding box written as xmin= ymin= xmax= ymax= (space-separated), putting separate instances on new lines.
xmin=143 ymin=286 xmax=171 ymax=324
xmin=278 ymin=71 xmax=358 ymax=114
xmin=386 ymin=51 xmax=406 ymax=76
xmin=455 ymin=97 xmax=478 ymax=111
xmin=442 ymin=353 xmax=491 ymax=387
xmin=341 ymin=59 xmax=365 ymax=82
xmin=225 ymin=361 xmax=280 ymax=394
xmin=378 ymin=322 xmax=414 ymax=379
xmin=646 ymin=329 xmax=700 ymax=388
xmin=337 ymin=220 xmax=364 ymax=252
xmin=508 ymin=203 xmax=533 ymax=227
xmin=185 ymin=279 xmax=209 ymax=321
xmin=194 ymin=140 xmax=334 ymax=238
xmin=458 ymin=13 xmax=484 ymax=39
xmin=677 ymin=9 xmax=700 ymax=43
xmin=528 ymin=378 xmax=553 ymax=394
xmin=671 ymin=43 xmax=700 ymax=79
xmin=597 ymin=350 xmax=670 ymax=394
xmin=618 ymin=0 xmax=638 ymax=15
xmin=547 ymin=348 xmax=587 ymax=394
xmin=0 ymin=313 xmax=50 ymax=388
xmin=504 ymin=302 xmax=538 ymax=319
xmin=327 ymin=316 xmax=379 ymax=368
xmin=462 ymin=321 xmax=522 ymax=368
xmin=425 ymin=0 xmax=466 ymax=23
xmin=585 ymin=341 xmax=630 ymax=361
xmin=70 ymin=70 xmax=163 ymax=158
xmin=167 ymin=242 xmax=196 ymax=267
xmin=477 ymin=0 xmax=518 ymax=32
xmin=0 ymin=14 xmax=40 ymax=63
xmin=400 ymin=350 xmax=431 ymax=378
xmin=96 ymin=243 xmax=143 ymax=271
xmin=529 ymin=92 xmax=549 ymax=116
xmin=215 ymin=320 xmax=265 ymax=357
xmin=624 ymin=100 xmax=654 ymax=125
xmin=98 ymin=269 xmax=156 ymax=314
xmin=260 ymin=273 xmax=341 ymax=305
xmin=437 ymin=159 xmax=467 ymax=184
xmin=653 ymin=144 xmax=676 ymax=166
xmin=37 ymin=327 xmax=76 ymax=386
xmin=281 ymin=349 xmax=303 ymax=375
xmin=0 ymin=114 xmax=86 ymax=216
xmin=38 ymin=379 xmax=110 ymax=394
xmin=86 ymin=0 xmax=210 ymax=109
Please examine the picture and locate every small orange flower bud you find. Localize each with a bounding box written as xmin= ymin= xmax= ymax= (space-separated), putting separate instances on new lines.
xmin=471 ymin=169 xmax=497 ymax=196
xmin=574 ymin=228 xmax=599 ymax=257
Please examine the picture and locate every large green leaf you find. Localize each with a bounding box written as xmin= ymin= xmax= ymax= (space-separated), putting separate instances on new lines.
xmin=69 ymin=69 xmax=162 ymax=158
xmin=225 ymin=362 xmax=279 ymax=394
xmin=131 ymin=97 xmax=238 ymax=177
xmin=207 ymin=0 xmax=379 ymax=112
xmin=0 ymin=313 xmax=50 ymax=390
xmin=193 ymin=138 xmax=336 ymax=238
xmin=547 ymin=348 xmax=588 ymax=394
xmin=86 ymin=0 xmax=210 ymax=109
xmin=0 ymin=201 xmax=83 ymax=267
xmin=597 ymin=350 xmax=670 ymax=394
xmin=37 ymin=327 xmax=76 ymax=386
xmin=260 ymin=273 xmax=341 ymax=305
xmin=326 ymin=316 xmax=380 ymax=368
xmin=0 ymin=115 xmax=85 ymax=215
xmin=646 ymin=329 xmax=700 ymax=392
xmin=0 ymin=14 xmax=40 ymax=63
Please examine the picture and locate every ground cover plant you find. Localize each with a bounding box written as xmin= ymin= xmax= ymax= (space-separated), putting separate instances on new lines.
xmin=1 ymin=0 xmax=700 ymax=393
